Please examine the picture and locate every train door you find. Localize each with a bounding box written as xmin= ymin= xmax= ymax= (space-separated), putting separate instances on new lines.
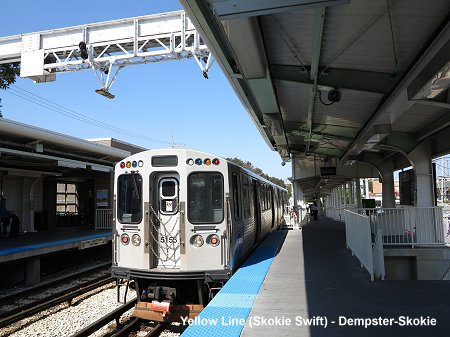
xmin=152 ymin=174 xmax=181 ymax=268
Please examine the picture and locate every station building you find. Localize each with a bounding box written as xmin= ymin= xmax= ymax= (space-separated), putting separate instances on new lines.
xmin=0 ymin=118 xmax=145 ymax=286
xmin=0 ymin=119 xmax=145 ymax=233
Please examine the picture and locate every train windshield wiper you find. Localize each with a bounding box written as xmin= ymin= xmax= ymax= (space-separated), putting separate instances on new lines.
xmin=131 ymin=173 xmax=141 ymax=201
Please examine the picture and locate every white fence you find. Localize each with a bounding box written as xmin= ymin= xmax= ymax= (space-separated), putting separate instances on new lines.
xmin=372 ymin=227 xmax=385 ymax=280
xmin=353 ymin=207 xmax=445 ymax=247
xmin=340 ymin=206 xmax=445 ymax=281
xmin=344 ymin=210 xmax=376 ymax=280
xmin=324 ymin=206 xmax=349 ymax=222
xmin=95 ymin=209 xmax=113 ymax=230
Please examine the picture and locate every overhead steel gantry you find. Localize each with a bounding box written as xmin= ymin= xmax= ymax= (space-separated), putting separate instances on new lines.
xmin=0 ymin=10 xmax=213 ymax=98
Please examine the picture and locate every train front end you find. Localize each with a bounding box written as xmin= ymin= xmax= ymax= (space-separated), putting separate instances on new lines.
xmin=112 ymin=149 xmax=230 ymax=321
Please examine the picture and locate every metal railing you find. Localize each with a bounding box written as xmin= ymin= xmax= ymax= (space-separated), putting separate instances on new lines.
xmin=95 ymin=209 xmax=113 ymax=230
xmin=341 ymin=206 xmax=445 ymax=281
xmin=324 ymin=206 xmax=349 ymax=222
xmin=344 ymin=210 xmax=374 ymax=280
xmin=353 ymin=207 xmax=445 ymax=247
xmin=372 ymin=227 xmax=385 ymax=280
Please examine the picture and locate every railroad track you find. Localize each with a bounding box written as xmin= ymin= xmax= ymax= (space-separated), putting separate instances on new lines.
xmin=70 ymin=300 xmax=187 ymax=337
xmin=69 ymin=298 xmax=139 ymax=337
xmin=1 ymin=266 xmax=186 ymax=337
xmin=115 ymin=320 xmax=166 ymax=337
xmin=0 ymin=260 xmax=111 ymax=304
xmin=0 ymin=273 xmax=114 ymax=328
xmin=73 ymin=314 xmax=168 ymax=337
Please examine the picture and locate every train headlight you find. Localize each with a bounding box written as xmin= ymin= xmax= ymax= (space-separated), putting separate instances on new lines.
xmin=212 ymin=158 xmax=220 ymax=165
xmin=121 ymin=233 xmax=130 ymax=245
xmin=191 ymin=234 xmax=204 ymax=247
xmin=131 ymin=234 xmax=141 ymax=246
xmin=186 ymin=158 xmax=194 ymax=166
xmin=120 ymin=162 xmax=125 ymax=169
xmin=138 ymin=160 xmax=144 ymax=167
xmin=208 ymin=234 xmax=220 ymax=247
xmin=195 ymin=158 xmax=202 ymax=166
xmin=204 ymin=158 xmax=211 ymax=166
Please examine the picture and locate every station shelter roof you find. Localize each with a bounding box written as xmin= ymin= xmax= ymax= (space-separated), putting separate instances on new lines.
xmin=180 ymin=0 xmax=450 ymax=197
xmin=0 ymin=118 xmax=136 ymax=174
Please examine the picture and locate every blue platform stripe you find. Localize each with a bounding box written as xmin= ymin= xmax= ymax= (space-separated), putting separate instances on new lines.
xmin=181 ymin=229 xmax=287 ymax=337
xmin=0 ymin=232 xmax=111 ymax=256
xmin=208 ymin=293 xmax=257 ymax=308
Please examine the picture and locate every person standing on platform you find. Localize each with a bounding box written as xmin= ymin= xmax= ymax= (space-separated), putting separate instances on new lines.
xmin=10 ymin=213 xmax=20 ymax=238
xmin=0 ymin=198 xmax=11 ymax=237
xmin=290 ymin=206 xmax=298 ymax=223
xmin=311 ymin=201 xmax=319 ymax=221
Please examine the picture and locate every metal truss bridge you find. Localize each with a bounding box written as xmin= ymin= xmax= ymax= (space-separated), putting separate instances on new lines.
xmin=0 ymin=10 xmax=213 ymax=98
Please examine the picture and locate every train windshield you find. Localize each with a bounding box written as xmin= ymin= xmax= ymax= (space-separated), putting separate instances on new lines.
xmin=117 ymin=173 xmax=142 ymax=223
xmin=188 ymin=172 xmax=224 ymax=224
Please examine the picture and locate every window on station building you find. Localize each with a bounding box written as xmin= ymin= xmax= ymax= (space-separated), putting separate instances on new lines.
xmin=56 ymin=183 xmax=79 ymax=214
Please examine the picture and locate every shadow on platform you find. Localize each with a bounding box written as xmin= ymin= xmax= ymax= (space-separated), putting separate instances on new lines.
xmin=301 ymin=217 xmax=450 ymax=337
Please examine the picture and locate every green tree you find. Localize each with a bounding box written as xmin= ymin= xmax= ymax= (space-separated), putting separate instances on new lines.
xmin=286 ymin=184 xmax=292 ymax=197
xmin=0 ymin=63 xmax=20 ymax=116
xmin=0 ymin=63 xmax=19 ymax=89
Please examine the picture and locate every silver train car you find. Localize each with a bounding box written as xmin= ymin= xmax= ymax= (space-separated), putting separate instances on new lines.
xmin=111 ymin=148 xmax=288 ymax=321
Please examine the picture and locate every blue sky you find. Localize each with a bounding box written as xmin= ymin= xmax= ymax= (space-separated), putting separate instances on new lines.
xmin=0 ymin=1 xmax=292 ymax=180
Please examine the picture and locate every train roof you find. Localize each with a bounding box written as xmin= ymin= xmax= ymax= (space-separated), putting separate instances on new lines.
xmin=226 ymin=160 xmax=287 ymax=192
xmin=119 ymin=148 xmax=287 ymax=192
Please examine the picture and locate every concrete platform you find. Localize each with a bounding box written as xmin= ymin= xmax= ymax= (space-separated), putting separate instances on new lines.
xmin=181 ymin=230 xmax=287 ymax=337
xmin=241 ymin=218 xmax=450 ymax=337
xmin=0 ymin=229 xmax=112 ymax=264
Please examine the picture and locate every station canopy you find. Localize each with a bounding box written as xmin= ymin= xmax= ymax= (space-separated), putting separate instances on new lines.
xmin=181 ymin=0 xmax=450 ymax=195
xmin=0 ymin=118 xmax=131 ymax=174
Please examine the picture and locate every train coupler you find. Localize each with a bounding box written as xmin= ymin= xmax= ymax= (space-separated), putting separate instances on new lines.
xmin=134 ymin=301 xmax=204 ymax=322
xmin=150 ymin=300 xmax=171 ymax=317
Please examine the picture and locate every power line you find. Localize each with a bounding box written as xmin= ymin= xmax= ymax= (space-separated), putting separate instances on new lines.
xmin=5 ymin=85 xmax=178 ymax=146
xmin=8 ymin=85 xmax=174 ymax=145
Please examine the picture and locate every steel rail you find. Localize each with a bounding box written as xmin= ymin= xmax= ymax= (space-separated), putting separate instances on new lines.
xmin=69 ymin=298 xmax=137 ymax=337
xmin=0 ymin=276 xmax=114 ymax=328
xmin=0 ymin=260 xmax=111 ymax=304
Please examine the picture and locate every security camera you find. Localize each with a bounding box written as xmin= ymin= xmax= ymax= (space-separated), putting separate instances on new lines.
xmin=328 ymin=88 xmax=341 ymax=102
xmin=281 ymin=161 xmax=286 ymax=166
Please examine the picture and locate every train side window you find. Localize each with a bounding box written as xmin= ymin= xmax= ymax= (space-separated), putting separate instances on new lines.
xmin=268 ymin=188 xmax=272 ymax=209
xmin=232 ymin=173 xmax=241 ymax=220
xmin=188 ymin=172 xmax=224 ymax=224
xmin=260 ymin=185 xmax=264 ymax=211
xmin=262 ymin=185 xmax=267 ymax=211
xmin=249 ymin=182 xmax=255 ymax=217
xmin=117 ymin=173 xmax=142 ymax=223
xmin=265 ymin=186 xmax=268 ymax=210
xmin=243 ymin=176 xmax=251 ymax=218
xmin=262 ymin=185 xmax=265 ymax=211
